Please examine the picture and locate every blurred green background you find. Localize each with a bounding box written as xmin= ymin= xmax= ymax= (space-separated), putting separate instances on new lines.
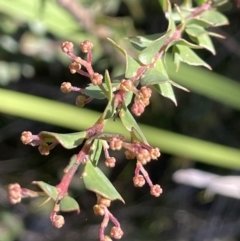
xmin=0 ymin=0 xmax=240 ymax=241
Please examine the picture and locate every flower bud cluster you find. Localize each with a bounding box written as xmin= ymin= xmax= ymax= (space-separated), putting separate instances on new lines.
xmin=80 ymin=40 xmax=93 ymax=53
xmin=119 ymin=79 xmax=133 ymax=92
xmin=20 ymin=131 xmax=57 ymax=155
xmin=131 ymin=86 xmax=152 ymax=116
xmin=61 ymin=41 xmax=74 ymax=53
xmin=91 ymin=73 xmax=103 ymax=85
xmin=124 ymin=143 xmax=160 ymax=165
xmin=69 ymin=61 xmax=81 ymax=74
xmin=109 ymin=137 xmax=123 ymax=151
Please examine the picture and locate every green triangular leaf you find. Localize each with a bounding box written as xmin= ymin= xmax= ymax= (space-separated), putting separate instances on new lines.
xmin=89 ymin=139 xmax=102 ymax=166
xmin=107 ymin=38 xmax=140 ymax=78
xmin=60 ymin=196 xmax=80 ymax=213
xmin=153 ymin=82 xmax=177 ymax=105
xmin=128 ymin=33 xmax=163 ymax=50
xmin=197 ymin=10 xmax=229 ymax=27
xmin=124 ymin=91 xmax=133 ymax=107
xmin=141 ymin=59 xmax=169 ymax=85
xmin=119 ymin=105 xmax=148 ymax=143
xmin=138 ymin=31 xmax=171 ymax=65
xmin=39 ymin=131 xmax=87 ymax=149
xmin=82 ymin=160 xmax=124 ymax=203
xmin=175 ymin=44 xmax=212 ymax=70
xmin=166 ymin=0 xmax=176 ymax=34
xmin=191 ymin=34 xmax=216 ymax=55
xmin=185 ymin=24 xmax=206 ymax=37
xmin=103 ymin=70 xmax=116 ymax=119
xmin=32 ymin=181 xmax=58 ymax=201
xmin=167 ymin=38 xmax=202 ymax=51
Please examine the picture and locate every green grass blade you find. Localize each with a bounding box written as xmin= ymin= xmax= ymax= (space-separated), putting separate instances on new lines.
xmin=1 ymin=88 xmax=240 ymax=169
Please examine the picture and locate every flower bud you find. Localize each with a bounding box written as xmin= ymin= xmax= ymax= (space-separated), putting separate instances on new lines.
xmin=21 ymin=131 xmax=33 ymax=145
xmin=150 ymin=184 xmax=162 ymax=197
xmin=60 ymin=82 xmax=72 ymax=93
xmin=8 ymin=183 xmax=22 ymax=204
xmin=52 ymin=215 xmax=65 ymax=228
xmin=105 ymin=157 xmax=116 ymax=168
xmin=69 ymin=61 xmax=81 ymax=74
xmin=61 ymin=41 xmax=74 ymax=53
xmin=110 ymin=226 xmax=124 ymax=239
xmin=80 ymin=40 xmax=93 ymax=53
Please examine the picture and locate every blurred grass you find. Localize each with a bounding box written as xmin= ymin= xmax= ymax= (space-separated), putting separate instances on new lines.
xmin=166 ymin=57 xmax=240 ymax=110
xmin=0 ymin=0 xmax=240 ymax=169
xmin=1 ymin=87 xmax=240 ymax=169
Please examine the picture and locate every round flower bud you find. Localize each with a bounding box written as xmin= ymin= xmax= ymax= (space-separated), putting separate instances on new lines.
xmin=109 ymin=138 xmax=123 ymax=151
xmin=60 ymin=82 xmax=72 ymax=93
xmin=91 ymin=73 xmax=103 ymax=85
xmin=61 ymin=41 xmax=74 ymax=53
xmin=76 ymin=95 xmax=86 ymax=107
xmin=131 ymin=101 xmax=145 ymax=116
xmin=150 ymin=184 xmax=162 ymax=197
xmin=21 ymin=131 xmax=33 ymax=145
xmin=52 ymin=215 xmax=65 ymax=228
xmin=105 ymin=157 xmax=116 ymax=168
xmin=69 ymin=61 xmax=81 ymax=74
xmin=80 ymin=40 xmax=93 ymax=53
xmin=38 ymin=143 xmax=50 ymax=156
xmin=110 ymin=226 xmax=124 ymax=239
xmin=93 ymin=204 xmax=105 ymax=216
xmin=8 ymin=183 xmax=22 ymax=204
xmin=133 ymin=175 xmax=145 ymax=187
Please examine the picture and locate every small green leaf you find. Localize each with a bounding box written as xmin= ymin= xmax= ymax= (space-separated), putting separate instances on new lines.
xmin=172 ymin=38 xmax=202 ymax=49
xmin=166 ymin=0 xmax=176 ymax=34
xmin=89 ymin=139 xmax=102 ymax=166
xmin=138 ymin=31 xmax=171 ymax=65
xmin=84 ymin=84 xmax=107 ymax=99
xmin=103 ymin=70 xmax=116 ymax=119
xmin=173 ymin=46 xmax=181 ymax=71
xmin=141 ymin=59 xmax=169 ymax=85
xmin=153 ymin=82 xmax=177 ymax=105
xmin=191 ymin=34 xmax=215 ymax=55
xmin=128 ymin=33 xmax=163 ymax=50
xmin=175 ymin=44 xmax=211 ymax=70
xmin=197 ymin=10 xmax=229 ymax=27
xmin=119 ymin=105 xmax=148 ymax=143
xmin=169 ymin=80 xmax=189 ymax=92
xmin=185 ymin=24 xmax=206 ymax=37
xmin=104 ymin=70 xmax=113 ymax=100
xmin=124 ymin=91 xmax=133 ymax=107
xmin=60 ymin=196 xmax=80 ymax=213
xmin=32 ymin=181 xmax=58 ymax=201
xmin=185 ymin=24 xmax=216 ymax=54
xmin=107 ymin=38 xmax=140 ymax=78
xmin=186 ymin=18 xmax=213 ymax=28
xmin=39 ymin=131 xmax=87 ymax=149
xmin=82 ymin=160 xmax=124 ymax=203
